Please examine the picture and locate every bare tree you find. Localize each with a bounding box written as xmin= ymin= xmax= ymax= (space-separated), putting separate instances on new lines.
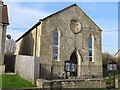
xmin=102 ymin=53 xmax=116 ymax=67
xmin=4 ymin=35 xmax=16 ymax=55
xmin=102 ymin=52 xmax=117 ymax=76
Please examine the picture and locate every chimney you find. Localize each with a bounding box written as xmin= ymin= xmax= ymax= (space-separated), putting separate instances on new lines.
xmin=0 ymin=1 xmax=3 ymax=5
xmin=0 ymin=0 xmax=3 ymax=5
xmin=0 ymin=1 xmax=9 ymax=25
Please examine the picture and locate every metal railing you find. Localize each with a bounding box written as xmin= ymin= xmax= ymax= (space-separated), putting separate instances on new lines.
xmin=39 ymin=64 xmax=103 ymax=80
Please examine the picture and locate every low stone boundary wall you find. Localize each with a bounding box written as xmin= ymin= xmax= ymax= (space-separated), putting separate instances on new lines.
xmin=4 ymin=55 xmax=40 ymax=84
xmin=36 ymin=78 xmax=106 ymax=88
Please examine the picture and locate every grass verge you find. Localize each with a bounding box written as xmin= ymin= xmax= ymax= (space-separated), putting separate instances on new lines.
xmin=0 ymin=74 xmax=36 ymax=88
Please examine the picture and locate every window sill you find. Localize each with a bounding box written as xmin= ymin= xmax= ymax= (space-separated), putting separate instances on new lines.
xmin=89 ymin=61 xmax=95 ymax=63
xmin=53 ymin=60 xmax=60 ymax=62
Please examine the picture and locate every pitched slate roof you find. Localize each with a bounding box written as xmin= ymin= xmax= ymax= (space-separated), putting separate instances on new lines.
xmin=115 ymin=49 xmax=120 ymax=56
xmin=16 ymin=4 xmax=77 ymax=42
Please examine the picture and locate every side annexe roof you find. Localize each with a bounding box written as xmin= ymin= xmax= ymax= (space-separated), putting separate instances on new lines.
xmin=115 ymin=50 xmax=120 ymax=56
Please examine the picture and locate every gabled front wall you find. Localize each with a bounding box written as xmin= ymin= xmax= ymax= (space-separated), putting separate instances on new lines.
xmin=40 ymin=5 xmax=102 ymax=78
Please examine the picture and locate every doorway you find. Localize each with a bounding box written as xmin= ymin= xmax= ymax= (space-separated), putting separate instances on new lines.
xmin=70 ymin=51 xmax=77 ymax=76
xmin=64 ymin=51 xmax=78 ymax=77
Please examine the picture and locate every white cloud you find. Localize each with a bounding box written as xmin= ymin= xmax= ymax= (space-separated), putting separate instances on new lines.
xmin=6 ymin=2 xmax=50 ymax=40
xmin=7 ymin=29 xmax=25 ymax=41
xmin=5 ymin=2 xmax=118 ymax=55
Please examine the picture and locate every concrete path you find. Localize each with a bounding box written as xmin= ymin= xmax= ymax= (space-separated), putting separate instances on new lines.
xmin=4 ymin=73 xmax=16 ymax=75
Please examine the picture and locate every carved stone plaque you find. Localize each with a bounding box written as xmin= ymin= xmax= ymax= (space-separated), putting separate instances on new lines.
xmin=70 ymin=19 xmax=82 ymax=34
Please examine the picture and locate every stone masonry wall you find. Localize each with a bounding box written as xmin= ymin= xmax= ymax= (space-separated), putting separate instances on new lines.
xmin=40 ymin=5 xmax=102 ymax=78
xmin=36 ymin=78 xmax=106 ymax=88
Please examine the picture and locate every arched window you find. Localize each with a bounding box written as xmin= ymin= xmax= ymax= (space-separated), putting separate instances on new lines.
xmin=53 ymin=31 xmax=59 ymax=61
xmin=88 ymin=35 xmax=93 ymax=61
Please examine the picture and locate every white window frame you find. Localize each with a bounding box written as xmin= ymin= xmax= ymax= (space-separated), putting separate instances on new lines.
xmin=88 ymin=35 xmax=94 ymax=62
xmin=53 ymin=30 xmax=60 ymax=61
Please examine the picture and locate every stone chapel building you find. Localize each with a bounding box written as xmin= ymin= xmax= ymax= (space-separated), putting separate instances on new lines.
xmin=15 ymin=4 xmax=103 ymax=79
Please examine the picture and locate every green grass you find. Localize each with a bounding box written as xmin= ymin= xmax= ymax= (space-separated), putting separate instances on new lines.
xmin=104 ymin=75 xmax=120 ymax=89
xmin=0 ymin=74 xmax=36 ymax=88
xmin=104 ymin=75 xmax=120 ymax=84
xmin=115 ymin=75 xmax=120 ymax=78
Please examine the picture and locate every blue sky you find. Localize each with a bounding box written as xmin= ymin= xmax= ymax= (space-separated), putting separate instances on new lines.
xmin=5 ymin=2 xmax=118 ymax=55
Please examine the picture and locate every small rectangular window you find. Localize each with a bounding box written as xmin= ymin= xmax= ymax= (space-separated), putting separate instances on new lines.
xmin=89 ymin=56 xmax=92 ymax=61
xmin=89 ymin=50 xmax=92 ymax=56
xmin=53 ymin=47 xmax=58 ymax=54
xmin=53 ymin=54 xmax=58 ymax=60
xmin=53 ymin=40 xmax=58 ymax=45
